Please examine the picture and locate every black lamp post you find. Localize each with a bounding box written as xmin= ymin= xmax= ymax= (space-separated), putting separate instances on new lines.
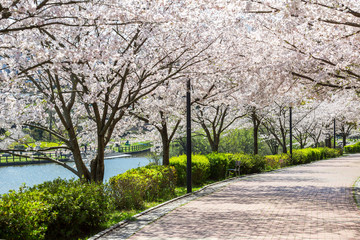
xmin=186 ymin=79 xmax=192 ymax=193
xmin=289 ymin=106 xmax=293 ymax=158
xmin=49 ymin=110 xmax=52 ymax=141
xmin=333 ymin=118 xmax=336 ymax=148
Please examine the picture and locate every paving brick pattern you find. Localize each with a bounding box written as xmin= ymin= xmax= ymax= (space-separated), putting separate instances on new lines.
xmin=128 ymin=155 xmax=360 ymax=240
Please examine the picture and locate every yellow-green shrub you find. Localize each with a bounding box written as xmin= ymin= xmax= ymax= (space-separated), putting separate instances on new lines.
xmin=265 ymin=147 xmax=342 ymax=169
xmin=169 ymin=154 xmax=210 ymax=185
xmin=320 ymin=147 xmax=342 ymax=158
xmin=291 ymin=149 xmax=312 ymax=164
xmin=230 ymin=154 xmax=266 ymax=174
xmin=0 ymin=179 xmax=112 ymax=240
xmin=109 ymin=166 xmax=177 ymax=210
xmin=265 ymin=154 xmax=290 ymax=169
xmin=0 ymin=189 xmax=54 ymax=240
xmin=30 ymin=178 xmax=112 ymax=239
xmin=344 ymin=142 xmax=360 ymax=153
xmin=109 ymin=171 xmax=146 ymax=209
xmin=206 ymin=153 xmax=232 ymax=180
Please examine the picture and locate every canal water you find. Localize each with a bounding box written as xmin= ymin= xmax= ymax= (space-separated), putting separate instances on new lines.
xmin=0 ymin=154 xmax=150 ymax=195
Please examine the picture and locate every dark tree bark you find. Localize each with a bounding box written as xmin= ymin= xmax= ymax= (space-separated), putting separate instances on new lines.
xmin=157 ymin=118 xmax=181 ymax=166
xmin=338 ymin=122 xmax=356 ymax=147
xmin=251 ymin=111 xmax=262 ymax=155
xmin=132 ymin=110 xmax=181 ymax=166
xmin=261 ymin=105 xmax=288 ymax=154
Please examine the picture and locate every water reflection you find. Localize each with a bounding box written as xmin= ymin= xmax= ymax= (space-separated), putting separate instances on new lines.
xmin=0 ymin=155 xmax=149 ymax=194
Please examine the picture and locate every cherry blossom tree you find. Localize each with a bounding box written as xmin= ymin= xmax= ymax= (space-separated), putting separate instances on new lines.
xmin=261 ymin=102 xmax=290 ymax=153
xmin=0 ymin=0 xmax=227 ymax=182
xmin=129 ymin=80 xmax=186 ymax=166
xmin=242 ymin=0 xmax=360 ymax=92
xmin=327 ymin=93 xmax=360 ymax=147
xmin=193 ymin=99 xmax=246 ymax=153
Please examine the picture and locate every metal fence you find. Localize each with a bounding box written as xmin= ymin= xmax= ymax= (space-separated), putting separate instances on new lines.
xmin=116 ymin=143 xmax=152 ymax=153
xmin=0 ymin=151 xmax=71 ymax=165
xmin=0 ymin=142 xmax=152 ymax=166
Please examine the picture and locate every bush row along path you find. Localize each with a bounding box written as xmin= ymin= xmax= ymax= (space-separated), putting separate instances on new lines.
xmin=97 ymin=154 xmax=360 ymax=240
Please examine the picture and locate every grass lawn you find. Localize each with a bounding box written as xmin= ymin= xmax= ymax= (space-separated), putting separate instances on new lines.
xmin=27 ymin=142 xmax=64 ymax=149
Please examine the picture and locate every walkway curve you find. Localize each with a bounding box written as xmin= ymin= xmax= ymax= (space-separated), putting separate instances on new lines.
xmin=102 ymin=154 xmax=360 ymax=240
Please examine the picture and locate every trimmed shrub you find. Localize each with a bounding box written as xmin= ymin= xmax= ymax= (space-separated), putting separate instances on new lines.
xmin=0 ymin=188 xmax=54 ymax=240
xmin=144 ymin=165 xmax=177 ymax=201
xmin=264 ymin=147 xmax=342 ymax=169
xmin=308 ymin=148 xmax=322 ymax=161
xmin=288 ymin=147 xmax=342 ymax=166
xmin=265 ymin=154 xmax=290 ymax=170
xmin=344 ymin=142 xmax=360 ymax=153
xmin=30 ymin=178 xmax=112 ymax=239
xmin=230 ymin=154 xmax=266 ymax=174
xmin=109 ymin=165 xmax=177 ymax=210
xmin=0 ymin=179 xmax=112 ymax=240
xmin=291 ymin=149 xmax=311 ymax=165
xmin=206 ymin=153 xmax=232 ymax=180
xmin=169 ymin=154 xmax=210 ymax=185
xmin=109 ymin=170 xmax=147 ymax=209
xmin=320 ymin=147 xmax=342 ymax=158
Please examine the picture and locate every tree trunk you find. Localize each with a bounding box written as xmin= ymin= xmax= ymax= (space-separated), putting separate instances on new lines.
xmin=210 ymin=135 xmax=220 ymax=152
xmin=282 ymin=142 xmax=287 ymax=153
xmin=72 ymin=147 xmax=90 ymax=180
xmin=251 ymin=112 xmax=261 ymax=155
xmin=266 ymin=139 xmax=278 ymax=155
xmin=162 ymin=135 xmax=170 ymax=166
xmin=253 ymin=125 xmax=259 ymax=155
xmin=342 ymin=135 xmax=346 ymax=147
xmin=68 ymin=127 xmax=91 ymax=181
xmin=325 ymin=137 xmax=332 ymax=148
xmin=90 ymin=136 xmax=105 ymax=182
xmin=158 ymin=121 xmax=171 ymax=166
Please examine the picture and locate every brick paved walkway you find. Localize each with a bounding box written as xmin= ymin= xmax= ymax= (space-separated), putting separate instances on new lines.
xmin=127 ymin=154 xmax=360 ymax=240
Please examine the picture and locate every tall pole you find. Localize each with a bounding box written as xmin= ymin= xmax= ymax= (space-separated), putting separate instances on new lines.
xmin=333 ymin=118 xmax=336 ymax=148
xmin=289 ymin=106 xmax=293 ymax=158
xmin=49 ymin=111 xmax=52 ymax=141
xmin=186 ymin=79 xmax=192 ymax=193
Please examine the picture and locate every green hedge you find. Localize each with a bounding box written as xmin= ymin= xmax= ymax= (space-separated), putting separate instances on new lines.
xmin=229 ymin=153 xmax=267 ymax=174
xmin=264 ymin=154 xmax=290 ymax=170
xmin=109 ymin=165 xmax=177 ymax=210
xmin=206 ymin=153 xmax=232 ymax=180
xmin=0 ymin=188 xmax=54 ymax=240
xmin=0 ymin=179 xmax=112 ymax=240
xmin=290 ymin=147 xmax=341 ymax=165
xmin=169 ymin=154 xmax=210 ymax=185
xmin=344 ymin=142 xmax=360 ymax=153
xmin=172 ymin=148 xmax=342 ymax=182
